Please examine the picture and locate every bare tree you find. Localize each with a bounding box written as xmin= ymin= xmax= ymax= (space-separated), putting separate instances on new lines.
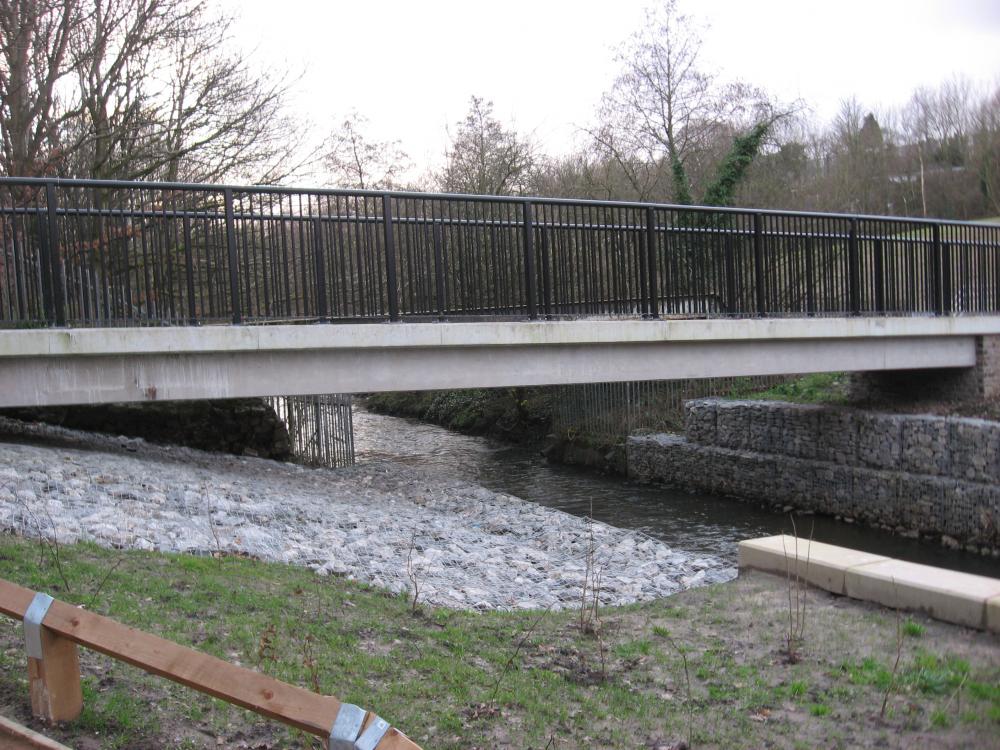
xmin=592 ymin=0 xmax=714 ymax=202
xmin=324 ymin=111 xmax=410 ymax=190
xmin=439 ymin=96 xmax=537 ymax=196
xmin=974 ymin=85 xmax=1000 ymax=216
xmin=896 ymin=78 xmax=983 ymax=218
xmin=152 ymin=2 xmax=306 ymax=184
xmin=0 ymin=0 xmax=80 ymax=177
xmin=818 ymin=99 xmax=892 ymax=214
xmin=66 ymin=0 xmax=304 ymax=184
xmin=1 ymin=0 xmax=304 ymax=184
xmin=590 ymin=0 xmax=780 ymax=204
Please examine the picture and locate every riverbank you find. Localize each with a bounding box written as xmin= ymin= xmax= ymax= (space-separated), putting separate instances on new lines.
xmin=366 ymin=388 xmax=555 ymax=445
xmin=0 ymin=417 xmax=731 ymax=611
xmin=365 ymin=388 xmax=633 ymax=474
xmin=1 ymin=536 xmax=997 ymax=749
xmin=367 ymin=374 xmax=1000 ymax=479
xmin=630 ymin=399 xmax=1000 ymax=556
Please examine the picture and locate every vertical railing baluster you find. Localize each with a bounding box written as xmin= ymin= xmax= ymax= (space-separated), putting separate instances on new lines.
xmin=43 ymin=181 xmax=66 ymax=326
xmin=805 ymin=237 xmax=816 ymax=315
xmin=183 ymin=214 xmax=197 ymax=324
xmin=313 ymin=217 xmax=328 ymax=320
xmin=724 ymin=231 xmax=737 ymax=314
xmin=873 ymin=236 xmax=885 ymax=314
xmin=223 ymin=188 xmax=241 ymax=324
xmin=932 ymin=222 xmax=943 ymax=315
xmin=523 ymin=201 xmax=537 ymax=320
xmin=753 ymin=213 xmax=766 ymax=316
xmin=848 ymin=218 xmax=861 ymax=315
xmin=645 ymin=206 xmax=658 ymax=318
xmin=637 ymin=214 xmax=648 ymax=317
xmin=38 ymin=191 xmax=55 ymax=325
xmin=942 ymin=239 xmax=953 ymax=315
xmin=432 ymin=215 xmax=446 ymax=320
xmin=540 ymin=223 xmax=552 ymax=318
xmin=382 ymin=193 xmax=399 ymax=321
xmin=11 ymin=217 xmax=27 ymax=321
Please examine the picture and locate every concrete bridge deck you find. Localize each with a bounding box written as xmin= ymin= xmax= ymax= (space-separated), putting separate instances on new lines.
xmin=2 ymin=316 xmax=997 ymax=407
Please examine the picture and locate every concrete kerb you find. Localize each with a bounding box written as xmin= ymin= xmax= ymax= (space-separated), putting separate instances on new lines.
xmin=738 ymin=535 xmax=1000 ymax=631
xmin=737 ymin=535 xmax=888 ymax=595
xmin=988 ymin=595 xmax=1000 ymax=632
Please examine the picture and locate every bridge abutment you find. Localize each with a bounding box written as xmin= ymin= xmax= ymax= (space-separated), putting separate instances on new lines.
xmin=849 ymin=335 xmax=1000 ymax=405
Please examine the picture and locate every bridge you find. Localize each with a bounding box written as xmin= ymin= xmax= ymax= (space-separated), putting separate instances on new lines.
xmin=1 ymin=177 xmax=999 ymax=407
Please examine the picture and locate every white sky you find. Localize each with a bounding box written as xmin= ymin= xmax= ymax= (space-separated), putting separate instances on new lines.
xmin=228 ymin=0 xmax=1000 ymax=181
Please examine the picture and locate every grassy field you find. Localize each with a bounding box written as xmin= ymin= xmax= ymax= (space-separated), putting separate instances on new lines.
xmin=0 ymin=535 xmax=998 ymax=749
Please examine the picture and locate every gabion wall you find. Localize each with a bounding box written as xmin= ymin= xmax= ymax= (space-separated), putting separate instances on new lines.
xmin=629 ymin=399 xmax=1000 ymax=551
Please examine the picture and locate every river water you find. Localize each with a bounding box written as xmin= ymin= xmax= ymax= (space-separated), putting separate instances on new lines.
xmin=353 ymin=405 xmax=1000 ymax=577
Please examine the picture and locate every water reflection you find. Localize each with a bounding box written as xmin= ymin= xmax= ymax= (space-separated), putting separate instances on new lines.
xmin=354 ymin=406 xmax=1000 ymax=576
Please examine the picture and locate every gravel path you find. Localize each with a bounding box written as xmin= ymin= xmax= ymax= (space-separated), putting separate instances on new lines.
xmin=0 ymin=418 xmax=734 ymax=610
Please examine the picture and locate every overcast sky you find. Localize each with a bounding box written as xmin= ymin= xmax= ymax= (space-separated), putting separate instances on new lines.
xmin=228 ymin=0 xmax=1000 ymax=181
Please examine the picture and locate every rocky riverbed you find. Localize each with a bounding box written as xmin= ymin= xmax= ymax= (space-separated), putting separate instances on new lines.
xmin=0 ymin=417 xmax=734 ymax=610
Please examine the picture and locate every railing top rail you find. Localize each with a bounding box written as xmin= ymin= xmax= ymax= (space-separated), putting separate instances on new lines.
xmin=0 ymin=175 xmax=995 ymax=229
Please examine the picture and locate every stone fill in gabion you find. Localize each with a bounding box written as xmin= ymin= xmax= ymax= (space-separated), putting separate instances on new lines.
xmin=0 ymin=418 xmax=733 ymax=611
xmin=629 ymin=400 xmax=1000 ymax=550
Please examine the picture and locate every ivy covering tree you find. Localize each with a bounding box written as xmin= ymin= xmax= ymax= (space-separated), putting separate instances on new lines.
xmin=589 ymin=0 xmax=786 ymax=207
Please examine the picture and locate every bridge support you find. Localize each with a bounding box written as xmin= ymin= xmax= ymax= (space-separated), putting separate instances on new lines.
xmin=0 ymin=318 xmax=997 ymax=408
xmin=849 ymin=335 xmax=1000 ymax=404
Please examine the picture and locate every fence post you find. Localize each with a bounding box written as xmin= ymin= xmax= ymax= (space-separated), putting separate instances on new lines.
xmin=223 ymin=189 xmax=242 ymax=324
xmin=848 ymin=218 xmax=861 ymax=316
xmin=24 ymin=593 xmax=82 ymax=723
xmin=873 ymin=237 xmax=885 ymax=314
xmin=523 ymin=201 xmax=537 ymax=320
xmin=724 ymin=232 xmax=737 ymax=314
xmin=382 ymin=194 xmax=399 ymax=321
xmin=37 ymin=198 xmax=55 ymax=325
xmin=540 ymin=228 xmax=552 ymax=318
xmin=432 ymin=217 xmax=446 ymax=320
xmin=312 ymin=218 xmax=328 ymax=320
xmin=183 ymin=215 xmax=197 ymax=324
xmin=941 ymin=240 xmax=953 ymax=315
xmin=752 ymin=213 xmax=766 ymax=316
xmin=804 ymin=238 xmax=816 ymax=315
xmin=43 ymin=181 xmax=66 ymax=326
xmin=645 ymin=206 xmax=659 ymax=318
xmin=932 ymin=222 xmax=943 ymax=315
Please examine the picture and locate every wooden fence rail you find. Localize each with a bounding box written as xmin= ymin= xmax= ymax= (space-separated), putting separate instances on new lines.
xmin=0 ymin=578 xmax=421 ymax=749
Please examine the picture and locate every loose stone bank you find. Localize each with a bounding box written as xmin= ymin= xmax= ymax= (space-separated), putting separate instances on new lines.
xmin=0 ymin=418 xmax=732 ymax=611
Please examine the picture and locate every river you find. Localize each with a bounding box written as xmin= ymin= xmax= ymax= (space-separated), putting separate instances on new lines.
xmin=353 ymin=404 xmax=1000 ymax=577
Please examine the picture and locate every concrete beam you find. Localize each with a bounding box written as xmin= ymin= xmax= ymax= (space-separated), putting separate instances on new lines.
xmin=0 ymin=326 xmax=979 ymax=407
xmin=3 ymin=316 xmax=1000 ymax=359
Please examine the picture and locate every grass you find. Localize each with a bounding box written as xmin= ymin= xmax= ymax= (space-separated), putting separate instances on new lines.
xmin=725 ymin=372 xmax=850 ymax=405
xmin=0 ymin=534 xmax=998 ymax=749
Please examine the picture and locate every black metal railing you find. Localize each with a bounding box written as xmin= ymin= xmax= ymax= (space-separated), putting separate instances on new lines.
xmin=1 ymin=176 xmax=999 ymax=328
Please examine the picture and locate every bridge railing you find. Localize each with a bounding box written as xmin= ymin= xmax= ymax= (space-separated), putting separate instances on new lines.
xmin=1 ymin=176 xmax=998 ymax=327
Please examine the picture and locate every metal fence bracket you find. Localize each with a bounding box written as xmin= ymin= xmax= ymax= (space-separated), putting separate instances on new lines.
xmin=23 ymin=592 xmax=54 ymax=659
xmin=355 ymin=716 xmax=390 ymax=750
xmin=329 ymin=702 xmax=367 ymax=749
